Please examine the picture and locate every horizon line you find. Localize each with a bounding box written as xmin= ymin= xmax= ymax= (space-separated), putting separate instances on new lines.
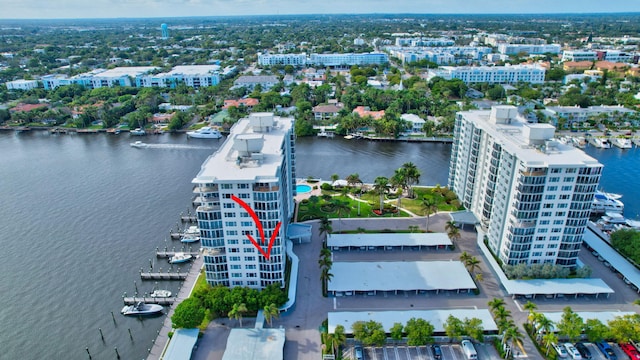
xmin=1 ymin=11 xmax=640 ymax=21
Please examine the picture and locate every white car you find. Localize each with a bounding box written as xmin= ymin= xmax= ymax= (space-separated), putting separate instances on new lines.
xmin=564 ymin=343 xmax=583 ymax=360
xmin=553 ymin=343 xmax=569 ymax=358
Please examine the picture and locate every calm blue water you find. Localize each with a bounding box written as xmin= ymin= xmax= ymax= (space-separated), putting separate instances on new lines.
xmin=0 ymin=131 xmax=633 ymax=359
xmin=583 ymin=145 xmax=640 ymax=220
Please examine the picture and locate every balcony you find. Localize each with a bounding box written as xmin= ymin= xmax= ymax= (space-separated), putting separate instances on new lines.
xmin=194 ymin=185 xmax=218 ymax=193
xmin=253 ymin=185 xmax=280 ymax=192
xmin=520 ymin=169 xmax=547 ymax=177
xmin=511 ymin=219 xmax=536 ymax=228
xmin=202 ymin=248 xmax=226 ymax=256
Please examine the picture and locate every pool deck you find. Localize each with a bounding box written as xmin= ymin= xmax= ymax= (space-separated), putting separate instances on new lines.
xmin=294 ymin=180 xmax=321 ymax=202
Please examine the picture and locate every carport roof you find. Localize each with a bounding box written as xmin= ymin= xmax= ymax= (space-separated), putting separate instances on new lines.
xmin=449 ymin=211 xmax=479 ymax=225
xmin=221 ymin=328 xmax=285 ymax=360
xmin=328 ymin=261 xmax=476 ymax=293
xmin=328 ymin=309 xmax=498 ymax=334
xmin=583 ymin=227 xmax=640 ymax=290
xmin=327 ymin=233 xmax=452 ymax=248
xmin=503 ymin=277 xmax=613 ymax=296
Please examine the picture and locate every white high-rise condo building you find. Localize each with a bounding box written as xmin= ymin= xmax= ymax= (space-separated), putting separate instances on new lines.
xmin=448 ymin=106 xmax=602 ymax=267
xmin=193 ymin=113 xmax=296 ymax=289
xmin=427 ymin=64 xmax=546 ymax=84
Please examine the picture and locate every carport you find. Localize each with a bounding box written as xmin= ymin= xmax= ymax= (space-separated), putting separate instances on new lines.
xmin=504 ymin=278 xmax=614 ymax=299
xmin=328 ymin=261 xmax=476 ymax=297
xmin=448 ymin=211 xmax=479 ymax=230
xmin=327 ymin=233 xmax=452 ymax=251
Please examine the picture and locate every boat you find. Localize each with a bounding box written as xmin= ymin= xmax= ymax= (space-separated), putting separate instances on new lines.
xmin=130 ymin=128 xmax=146 ymax=136
xmin=169 ymin=252 xmax=193 ymax=264
xmin=180 ymin=234 xmax=200 ymax=243
xmin=150 ymin=289 xmax=172 ymax=298
xmin=130 ymin=141 xmax=148 ymax=148
xmin=611 ymin=137 xmax=632 ymax=149
xmin=180 ymin=226 xmax=200 ymax=243
xmin=121 ymin=302 xmax=163 ymax=316
xmin=592 ymin=190 xmax=624 ymax=214
xmin=317 ymin=131 xmax=335 ymax=138
xmin=186 ymin=126 xmax=222 ymax=139
xmin=343 ymin=134 xmax=354 ymax=140
xmin=571 ymin=136 xmax=586 ymax=148
xmin=633 ymin=137 xmax=640 ymax=147
xmin=587 ymin=137 xmax=610 ymax=148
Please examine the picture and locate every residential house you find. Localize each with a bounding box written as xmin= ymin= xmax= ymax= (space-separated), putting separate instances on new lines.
xmin=312 ymin=104 xmax=342 ymax=120
xmin=223 ymin=98 xmax=260 ymax=110
xmin=233 ymin=75 xmax=279 ymax=90
xmin=353 ymin=106 xmax=385 ymax=120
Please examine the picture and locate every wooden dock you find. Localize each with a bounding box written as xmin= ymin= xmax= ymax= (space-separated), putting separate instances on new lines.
xmin=155 ymin=250 xmax=199 ymax=258
xmin=123 ymin=297 xmax=175 ymax=305
xmin=140 ymin=272 xmax=188 ymax=280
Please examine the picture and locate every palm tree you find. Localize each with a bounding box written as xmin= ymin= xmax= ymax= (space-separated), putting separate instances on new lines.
xmin=318 ymin=217 xmax=332 ymax=241
xmin=318 ymin=255 xmax=333 ymax=270
xmin=228 ymin=303 xmax=248 ymax=327
xmin=503 ymin=325 xmax=524 ymax=358
xmin=346 ymin=173 xmax=363 ymax=189
xmin=465 ymin=256 xmax=481 ymax=275
xmin=332 ymin=325 xmax=347 ymax=356
xmin=523 ymin=301 xmax=538 ymax=326
xmin=535 ymin=315 xmax=554 ymax=343
xmin=542 ymin=332 xmax=558 ymax=355
xmin=390 ymin=170 xmax=406 ymax=210
xmin=488 ymin=298 xmax=506 ymax=314
xmin=320 ymin=267 xmax=333 ymax=296
xmin=263 ymin=303 xmax=280 ymax=327
xmin=373 ymin=176 xmax=390 ymax=213
xmin=401 ymin=162 xmax=421 ymax=198
xmin=448 ymin=226 xmax=461 ymax=243
xmin=422 ymin=197 xmax=438 ymax=232
xmin=445 ymin=220 xmax=458 ymax=234
xmin=320 ymin=247 xmax=331 ymax=259
xmin=494 ymin=306 xmax=512 ymax=323
xmin=332 ymin=199 xmax=351 ymax=221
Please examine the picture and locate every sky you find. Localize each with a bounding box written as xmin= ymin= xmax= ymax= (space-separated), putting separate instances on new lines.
xmin=1 ymin=0 xmax=639 ymax=19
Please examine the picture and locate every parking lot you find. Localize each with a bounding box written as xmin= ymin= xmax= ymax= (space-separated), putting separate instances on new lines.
xmin=343 ymin=343 xmax=502 ymax=360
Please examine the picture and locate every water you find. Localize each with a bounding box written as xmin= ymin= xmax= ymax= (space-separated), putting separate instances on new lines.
xmin=0 ymin=132 xmax=634 ymax=359
xmin=582 ymin=146 xmax=640 ymax=220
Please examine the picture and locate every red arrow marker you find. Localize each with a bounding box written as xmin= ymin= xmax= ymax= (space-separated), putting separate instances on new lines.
xmin=231 ymin=195 xmax=282 ymax=261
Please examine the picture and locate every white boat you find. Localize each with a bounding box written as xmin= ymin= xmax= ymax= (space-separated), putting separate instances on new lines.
xmin=633 ymin=137 xmax=640 ymax=147
xmin=611 ymin=137 xmax=632 ymax=149
xmin=186 ymin=126 xmax=222 ymax=139
xmin=343 ymin=135 xmax=354 ymax=140
xmin=130 ymin=128 xmax=146 ymax=136
xmin=181 ymin=234 xmax=200 ymax=243
xmin=180 ymin=225 xmax=200 ymax=243
xmin=571 ymin=137 xmax=586 ymax=148
xmin=130 ymin=141 xmax=148 ymax=148
xmin=150 ymin=289 xmax=172 ymax=298
xmin=121 ymin=302 xmax=163 ymax=316
xmin=587 ymin=137 xmax=610 ymax=148
xmin=169 ymin=252 xmax=193 ymax=264
xmin=592 ymin=191 xmax=624 ymax=214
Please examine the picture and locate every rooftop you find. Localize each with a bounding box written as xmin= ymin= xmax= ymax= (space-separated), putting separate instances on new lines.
xmin=460 ymin=107 xmax=601 ymax=167
xmin=222 ymin=328 xmax=285 ymax=360
xmin=327 ymin=233 xmax=451 ymax=248
xmin=583 ymin=227 xmax=640 ymax=290
xmin=503 ymin=277 xmax=614 ymax=296
xmin=328 ymin=261 xmax=476 ymax=293
xmin=162 ymin=328 xmax=199 ymax=360
xmin=91 ymin=66 xmax=158 ymax=78
xmin=163 ymin=65 xmax=220 ymax=76
xmin=192 ymin=113 xmax=293 ymax=183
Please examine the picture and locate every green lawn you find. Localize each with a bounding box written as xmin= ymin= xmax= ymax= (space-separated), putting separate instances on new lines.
xmin=297 ymin=194 xmax=410 ymax=221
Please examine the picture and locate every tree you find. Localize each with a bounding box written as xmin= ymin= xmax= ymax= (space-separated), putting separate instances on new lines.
xmin=352 ymin=320 xmax=386 ymax=346
xmin=228 ymin=302 xmax=248 ymax=327
xmin=608 ymin=314 xmax=640 ymax=343
xmin=447 ymin=225 xmax=461 ymax=243
xmin=405 ymin=317 xmax=434 ymax=345
xmin=171 ymin=297 xmax=205 ymax=328
xmin=318 ymin=217 xmax=333 ymax=241
xmin=542 ymin=332 xmax=558 ymax=355
xmin=263 ymin=303 xmax=280 ymax=327
xmin=390 ymin=322 xmax=404 ymax=344
xmin=372 ymin=176 xmax=390 ymax=213
xmin=445 ymin=221 xmax=458 ymax=234
xmin=422 ymin=198 xmax=438 ymax=232
xmin=556 ymin=306 xmax=584 ymax=342
xmin=534 ymin=315 xmax=555 ymax=342
xmin=332 ymin=198 xmax=351 ymax=221
xmin=503 ymin=325 xmax=524 ymax=359
xmin=493 ymin=306 xmax=512 ymax=324
xmin=401 ymin=162 xmax=421 ymax=198
xmin=444 ymin=315 xmax=465 ymax=342
xmin=320 ymin=267 xmax=333 ymax=296
xmin=488 ymin=298 xmax=506 ymax=314
xmin=465 ymin=256 xmax=481 ymax=275
xmin=584 ymin=318 xmax=610 ymax=343
xmin=464 ymin=317 xmax=485 ymax=342
xmin=326 ymin=325 xmax=347 ymax=356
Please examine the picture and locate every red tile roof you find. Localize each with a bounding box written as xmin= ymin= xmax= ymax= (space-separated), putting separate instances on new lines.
xmin=353 ymin=106 xmax=385 ymax=120
xmin=223 ymin=98 xmax=260 ymax=109
xmin=10 ymin=103 xmax=49 ymax=113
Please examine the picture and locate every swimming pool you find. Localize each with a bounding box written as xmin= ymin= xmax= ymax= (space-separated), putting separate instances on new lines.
xmin=296 ymin=184 xmax=312 ymax=194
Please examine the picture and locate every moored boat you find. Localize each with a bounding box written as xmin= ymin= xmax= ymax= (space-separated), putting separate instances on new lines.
xmin=611 ymin=137 xmax=632 ymax=149
xmin=150 ymin=289 xmax=172 ymax=298
xmin=592 ymin=190 xmax=624 ymax=214
xmin=588 ymin=137 xmax=610 ymax=148
xmin=130 ymin=128 xmax=146 ymax=136
xmin=121 ymin=302 xmax=163 ymax=316
xmin=186 ymin=126 xmax=222 ymax=139
xmin=169 ymin=252 xmax=193 ymax=264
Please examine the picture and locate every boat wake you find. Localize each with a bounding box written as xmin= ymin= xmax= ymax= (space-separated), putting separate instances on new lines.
xmin=137 ymin=143 xmax=214 ymax=150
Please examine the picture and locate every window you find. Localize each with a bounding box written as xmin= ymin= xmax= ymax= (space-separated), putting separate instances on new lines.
xmin=229 ymin=248 xmax=239 ymax=253
xmin=550 ymin=236 xmax=560 ymax=241
xmin=545 ymin=195 xmax=556 ymax=200
xmin=561 ymin=186 xmax=572 ymax=191
xmin=238 ymin=184 xmax=249 ymax=189
xmin=533 ymin=252 xmax=542 ymax=256
xmin=221 ymin=184 xmax=233 ymax=189
xmin=247 ymin=273 xmax=257 ymax=278
xmin=226 ymin=230 xmax=238 ymax=236
xmin=229 ymin=256 xmax=240 ymax=261
xmin=543 ymin=203 xmax=554 ymax=208
xmin=549 ymin=177 xmax=559 ymax=183
xmin=243 ymin=248 xmax=255 ymax=253
xmin=225 ymin=221 xmax=237 ymax=227
xmin=539 ymin=220 xmax=550 ymax=225
xmin=239 ymin=193 xmax=250 ymax=199
xmin=241 ymin=221 xmax=253 ymax=227
xmin=557 ymin=203 xmax=567 ymax=208
xmin=246 ymin=264 xmax=256 ymax=270
xmin=224 ymin=212 xmax=236 ymax=218
xmin=534 ymin=244 xmax=544 ymax=249
xmin=245 ymin=256 xmax=256 ymax=261
xmin=223 ymin=202 xmax=235 ymax=208
xmin=560 ymin=194 xmax=570 ymax=200
xmin=551 ymin=168 xmax=561 ymax=173
xmin=228 ymin=239 xmax=239 ymax=244
xmin=547 ymin=186 xmax=558 ymax=191
xmin=553 ymin=220 xmax=564 ymax=225
xmin=556 ymin=211 xmax=565 ymax=216
xmin=247 ymin=281 xmax=258 ymax=286
xmin=230 ymin=264 xmax=241 ymax=269
xmin=232 ymin=281 xmax=243 ymax=286
xmin=546 ymin=252 xmax=555 ymax=256
xmin=552 ymin=228 xmax=562 ymax=233
xmin=539 ymin=228 xmax=548 ymax=233
xmin=564 ymin=177 xmax=575 ymax=182
xmin=542 ymin=212 xmax=552 ymax=217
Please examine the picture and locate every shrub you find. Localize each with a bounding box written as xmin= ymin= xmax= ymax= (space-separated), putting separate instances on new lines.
xmin=320 ymin=183 xmax=333 ymax=190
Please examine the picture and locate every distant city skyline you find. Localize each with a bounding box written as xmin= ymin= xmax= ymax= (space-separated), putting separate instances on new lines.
xmin=1 ymin=0 xmax=639 ymax=20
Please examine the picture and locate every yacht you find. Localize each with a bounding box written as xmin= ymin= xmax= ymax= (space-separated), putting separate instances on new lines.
xmin=169 ymin=252 xmax=193 ymax=264
xmin=186 ymin=126 xmax=222 ymax=139
xmin=571 ymin=137 xmax=586 ymax=148
xmin=592 ymin=191 xmax=624 ymax=214
xmin=611 ymin=137 xmax=632 ymax=149
xmin=130 ymin=128 xmax=146 ymax=136
xmin=130 ymin=141 xmax=148 ymax=148
xmin=121 ymin=302 xmax=163 ymax=316
xmin=150 ymin=289 xmax=172 ymax=298
xmin=588 ymin=137 xmax=610 ymax=148
xmin=180 ymin=234 xmax=200 ymax=243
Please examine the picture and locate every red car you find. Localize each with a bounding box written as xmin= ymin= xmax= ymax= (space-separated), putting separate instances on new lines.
xmin=620 ymin=343 xmax=640 ymax=360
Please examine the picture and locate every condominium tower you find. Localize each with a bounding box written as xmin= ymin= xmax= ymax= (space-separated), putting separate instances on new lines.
xmin=449 ymin=106 xmax=602 ymax=267
xmin=193 ymin=113 xmax=296 ymax=289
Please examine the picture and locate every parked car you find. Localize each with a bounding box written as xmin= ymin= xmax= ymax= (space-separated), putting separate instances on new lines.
xmin=620 ymin=343 xmax=640 ymax=360
xmin=553 ymin=343 xmax=569 ymax=358
xmin=354 ymin=345 xmax=363 ymax=360
xmin=431 ymin=344 xmax=442 ymax=359
xmin=596 ymin=341 xmax=617 ymax=360
xmin=575 ymin=342 xmax=592 ymax=359
xmin=564 ymin=343 xmax=582 ymax=360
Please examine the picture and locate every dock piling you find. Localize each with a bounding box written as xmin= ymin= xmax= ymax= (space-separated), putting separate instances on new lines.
xmin=99 ymin=328 xmax=104 ymax=341
xmin=86 ymin=347 xmax=92 ymax=359
xmin=114 ymin=346 xmax=120 ymax=359
xmin=128 ymin=328 xmax=133 ymax=340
